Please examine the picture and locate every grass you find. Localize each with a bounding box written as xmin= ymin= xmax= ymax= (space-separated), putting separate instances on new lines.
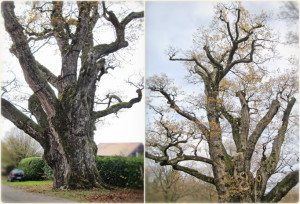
xmin=2 ymin=180 xmax=52 ymax=186
xmin=2 ymin=179 xmax=143 ymax=202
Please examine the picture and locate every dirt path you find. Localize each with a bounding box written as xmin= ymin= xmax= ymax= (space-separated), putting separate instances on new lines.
xmin=1 ymin=184 xmax=76 ymax=203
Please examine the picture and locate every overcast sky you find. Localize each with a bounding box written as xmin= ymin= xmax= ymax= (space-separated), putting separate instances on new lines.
xmin=146 ymin=1 xmax=297 ymax=81
xmin=145 ymin=1 xmax=298 ymax=118
xmin=1 ymin=1 xmax=298 ymax=146
xmin=1 ymin=2 xmax=145 ymax=145
xmin=145 ymin=1 xmax=299 ymax=187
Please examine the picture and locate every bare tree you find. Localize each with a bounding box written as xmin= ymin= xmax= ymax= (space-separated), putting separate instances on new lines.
xmin=2 ymin=127 xmax=43 ymax=167
xmin=146 ymin=160 xmax=218 ymax=202
xmin=279 ymin=1 xmax=299 ymax=44
xmin=1 ymin=1 xmax=144 ymax=189
xmin=146 ymin=3 xmax=298 ymax=202
xmin=147 ymin=165 xmax=190 ymax=202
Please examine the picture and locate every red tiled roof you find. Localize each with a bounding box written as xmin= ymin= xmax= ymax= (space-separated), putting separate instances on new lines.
xmin=97 ymin=143 xmax=142 ymax=156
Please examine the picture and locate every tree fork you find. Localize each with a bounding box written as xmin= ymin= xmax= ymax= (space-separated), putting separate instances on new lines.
xmin=2 ymin=1 xmax=144 ymax=189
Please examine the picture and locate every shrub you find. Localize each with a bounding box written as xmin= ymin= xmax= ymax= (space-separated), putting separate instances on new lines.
xmin=5 ymin=165 xmax=16 ymax=175
xmin=43 ymin=163 xmax=54 ymax=180
xmin=18 ymin=157 xmax=45 ymax=180
xmin=96 ymin=156 xmax=144 ymax=189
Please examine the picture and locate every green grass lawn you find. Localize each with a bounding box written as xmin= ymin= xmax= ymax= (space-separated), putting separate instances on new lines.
xmin=1 ymin=179 xmax=143 ymax=202
xmin=2 ymin=179 xmax=110 ymax=202
xmin=2 ymin=180 xmax=52 ymax=186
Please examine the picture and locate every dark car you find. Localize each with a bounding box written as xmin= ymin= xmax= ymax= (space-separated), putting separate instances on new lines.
xmin=7 ymin=169 xmax=26 ymax=182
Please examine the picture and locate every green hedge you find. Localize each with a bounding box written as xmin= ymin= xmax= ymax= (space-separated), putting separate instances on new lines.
xmin=96 ymin=156 xmax=144 ymax=189
xmin=18 ymin=157 xmax=46 ymax=180
xmin=18 ymin=156 xmax=144 ymax=188
xmin=43 ymin=163 xmax=54 ymax=180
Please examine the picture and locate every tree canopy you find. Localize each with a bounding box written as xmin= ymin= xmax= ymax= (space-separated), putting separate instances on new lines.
xmin=1 ymin=1 xmax=144 ymax=189
xmin=146 ymin=2 xmax=298 ymax=202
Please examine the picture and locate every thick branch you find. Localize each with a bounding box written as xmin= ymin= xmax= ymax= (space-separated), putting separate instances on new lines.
xmin=236 ymin=91 xmax=249 ymax=152
xmin=51 ymin=1 xmax=69 ymax=54
xmin=71 ymin=2 xmax=94 ymax=52
xmin=219 ymin=11 xmax=234 ymax=42
xmin=203 ymin=46 xmax=223 ymax=70
xmin=36 ymin=61 xmax=58 ymax=89
xmin=173 ymin=164 xmax=215 ymax=184
xmin=145 ymin=152 xmax=168 ymax=163
xmin=121 ymin=11 xmax=144 ymax=27
xmin=146 ymin=152 xmax=214 ymax=184
xmin=220 ymin=106 xmax=242 ymax=152
xmin=234 ymin=9 xmax=241 ymax=40
xmin=93 ymin=3 xmax=144 ymax=60
xmin=223 ymin=40 xmax=256 ymax=77
xmin=28 ymin=94 xmax=49 ymax=129
xmin=245 ymin=100 xmax=280 ymax=167
xmin=262 ymin=170 xmax=299 ymax=202
xmin=93 ymin=89 xmax=142 ymax=119
xmin=2 ymin=98 xmax=45 ymax=144
xmin=169 ymin=155 xmax=213 ymax=165
xmin=2 ymin=1 xmax=58 ymax=118
xmin=265 ymin=97 xmax=296 ymax=172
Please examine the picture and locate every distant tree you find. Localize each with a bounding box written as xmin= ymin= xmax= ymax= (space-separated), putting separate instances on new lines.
xmin=2 ymin=127 xmax=43 ymax=167
xmin=279 ymin=1 xmax=299 ymax=44
xmin=146 ymin=163 xmax=218 ymax=202
xmin=148 ymin=165 xmax=190 ymax=202
xmin=146 ymin=2 xmax=298 ymax=202
xmin=1 ymin=1 xmax=143 ymax=189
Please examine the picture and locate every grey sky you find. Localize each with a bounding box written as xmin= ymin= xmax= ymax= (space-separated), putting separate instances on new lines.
xmin=145 ymin=1 xmax=299 ymax=190
xmin=1 ymin=2 xmax=145 ymax=145
xmin=1 ymin=1 xmax=298 ymax=146
xmin=146 ymin=1 xmax=297 ymax=84
xmin=146 ymin=2 xmax=213 ymax=85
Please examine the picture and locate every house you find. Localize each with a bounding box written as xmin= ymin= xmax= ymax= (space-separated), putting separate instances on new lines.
xmin=97 ymin=142 xmax=144 ymax=157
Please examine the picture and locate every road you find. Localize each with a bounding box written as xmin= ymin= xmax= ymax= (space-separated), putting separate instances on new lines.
xmin=1 ymin=184 xmax=75 ymax=203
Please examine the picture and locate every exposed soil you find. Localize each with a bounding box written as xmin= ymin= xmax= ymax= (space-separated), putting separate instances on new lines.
xmin=86 ymin=189 xmax=144 ymax=203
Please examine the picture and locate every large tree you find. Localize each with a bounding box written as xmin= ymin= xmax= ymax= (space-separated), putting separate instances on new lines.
xmin=1 ymin=1 xmax=144 ymax=189
xmin=146 ymin=3 xmax=298 ymax=202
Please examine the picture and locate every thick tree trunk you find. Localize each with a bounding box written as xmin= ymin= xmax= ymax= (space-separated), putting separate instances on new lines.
xmin=43 ymin=130 xmax=101 ymax=189
xmin=41 ymin=86 xmax=104 ymax=189
xmin=2 ymin=1 xmax=143 ymax=190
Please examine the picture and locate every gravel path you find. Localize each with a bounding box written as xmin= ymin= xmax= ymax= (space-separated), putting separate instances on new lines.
xmin=1 ymin=184 xmax=76 ymax=203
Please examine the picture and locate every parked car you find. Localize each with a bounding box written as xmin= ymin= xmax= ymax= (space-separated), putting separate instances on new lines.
xmin=7 ymin=169 xmax=26 ymax=182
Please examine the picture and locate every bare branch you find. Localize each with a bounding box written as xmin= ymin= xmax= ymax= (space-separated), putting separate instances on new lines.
xmin=262 ymin=170 xmax=299 ymax=202
xmin=93 ymin=2 xmax=144 ymax=60
xmin=236 ymin=91 xmax=250 ymax=152
xmin=93 ymin=89 xmax=142 ymax=119
xmin=149 ymin=86 xmax=209 ymax=137
xmin=36 ymin=61 xmax=59 ymax=89
xmin=245 ymin=99 xmax=280 ymax=169
xmin=51 ymin=1 xmax=69 ymax=54
xmin=1 ymin=98 xmax=45 ymax=144
xmin=2 ymin=1 xmax=58 ymax=117
xmin=173 ymin=164 xmax=215 ymax=184
xmin=264 ymin=97 xmax=296 ymax=172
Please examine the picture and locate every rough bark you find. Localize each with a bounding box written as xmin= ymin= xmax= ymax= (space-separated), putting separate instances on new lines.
xmin=1 ymin=1 xmax=144 ymax=189
xmin=262 ymin=170 xmax=299 ymax=203
xmin=146 ymin=4 xmax=297 ymax=202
